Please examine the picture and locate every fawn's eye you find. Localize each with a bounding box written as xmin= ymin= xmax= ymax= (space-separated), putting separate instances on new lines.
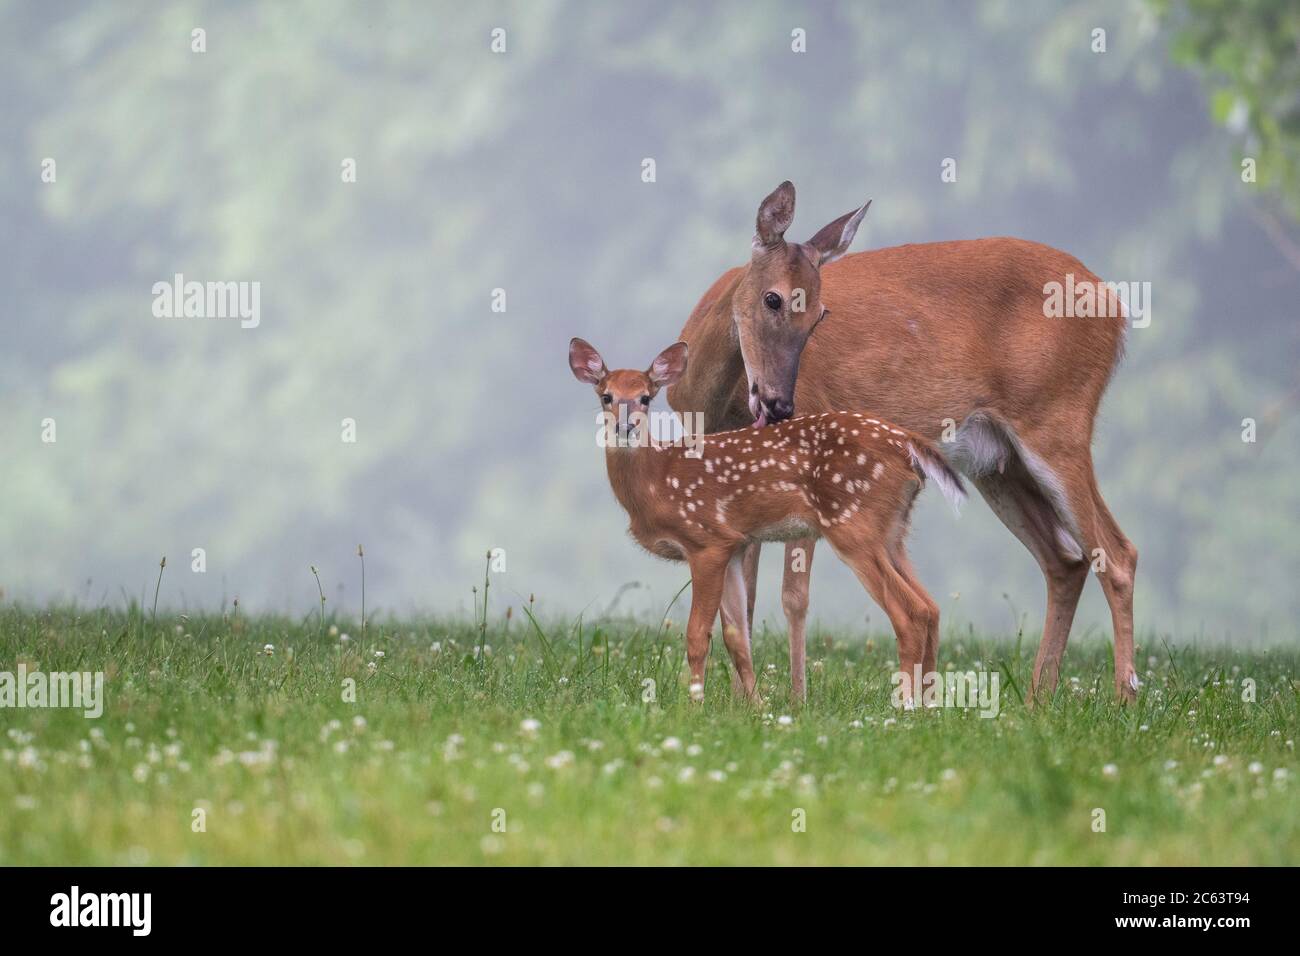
xmin=639 ymin=395 xmax=650 ymax=406
xmin=602 ymin=394 xmax=613 ymax=404
xmin=764 ymin=291 xmax=783 ymax=311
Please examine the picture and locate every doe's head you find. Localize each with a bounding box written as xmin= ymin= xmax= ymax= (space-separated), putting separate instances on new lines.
xmin=569 ymin=338 xmax=688 ymax=443
xmin=734 ymin=180 xmax=870 ymax=426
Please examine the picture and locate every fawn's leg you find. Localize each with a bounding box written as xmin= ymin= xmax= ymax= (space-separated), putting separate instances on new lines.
xmin=782 ymin=538 xmax=815 ymax=702
xmin=719 ymin=551 xmax=758 ymax=700
xmin=685 ymin=547 xmax=733 ymax=700
xmin=828 ymin=535 xmax=933 ymax=707
xmin=720 ymin=541 xmax=760 ymax=694
xmin=888 ymin=543 xmax=940 ymax=699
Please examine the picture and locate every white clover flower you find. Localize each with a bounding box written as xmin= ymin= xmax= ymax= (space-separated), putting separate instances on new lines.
xmin=1102 ymin=763 xmax=1119 ymax=778
xmin=519 ymin=718 xmax=541 ymax=737
xmin=677 ymin=766 xmax=696 ymax=783
xmin=352 ymin=715 xmax=367 ymax=731
xmin=1273 ymin=768 xmax=1289 ymax=782
xmin=366 ymin=661 xmax=377 ymax=675
xmin=686 ymin=744 xmax=702 ymax=757
xmin=777 ymin=715 xmax=793 ymax=726
xmin=707 ymin=769 xmax=727 ymax=783
xmin=339 ymin=633 xmax=350 ymax=642
xmin=430 ymin=642 xmax=441 ymax=653
xmin=882 ymin=718 xmax=897 ymax=729
xmin=661 ymin=736 xmax=683 ymax=752
xmin=544 ymin=750 xmax=575 ymax=770
xmin=373 ymin=649 xmax=385 ymax=659
xmin=262 ymin=644 xmax=274 ymax=656
xmin=1213 ymin=754 xmax=1229 ymax=767
xmin=1248 ymin=762 xmax=1264 ymax=775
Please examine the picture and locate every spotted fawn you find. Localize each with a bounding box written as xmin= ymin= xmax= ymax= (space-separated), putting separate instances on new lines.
xmin=570 ymin=337 xmax=965 ymax=703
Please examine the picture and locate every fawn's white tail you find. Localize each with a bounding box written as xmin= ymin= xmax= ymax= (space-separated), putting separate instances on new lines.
xmin=908 ymin=441 xmax=967 ymax=515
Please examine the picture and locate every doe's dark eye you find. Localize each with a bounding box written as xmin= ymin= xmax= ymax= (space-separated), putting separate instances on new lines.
xmin=639 ymin=395 xmax=650 ymax=406
xmin=602 ymin=394 xmax=613 ymax=405
xmin=764 ymin=291 xmax=783 ymax=310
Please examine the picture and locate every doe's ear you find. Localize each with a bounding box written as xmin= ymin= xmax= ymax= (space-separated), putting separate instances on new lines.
xmin=569 ymin=337 xmax=607 ymax=384
xmin=754 ymin=180 xmax=796 ymax=248
xmin=647 ymin=341 xmax=688 ymax=388
xmin=806 ymin=199 xmax=870 ymax=266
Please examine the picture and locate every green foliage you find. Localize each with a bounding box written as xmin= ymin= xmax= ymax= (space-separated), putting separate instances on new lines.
xmin=1155 ymin=0 xmax=1300 ymax=217
xmin=1 ymin=608 xmax=1295 ymax=864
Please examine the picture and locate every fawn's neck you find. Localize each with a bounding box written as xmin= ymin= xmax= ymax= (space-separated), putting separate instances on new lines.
xmin=604 ymin=442 xmax=673 ymax=524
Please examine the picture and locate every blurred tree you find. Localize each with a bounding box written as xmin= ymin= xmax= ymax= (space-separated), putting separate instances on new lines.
xmin=1 ymin=0 xmax=1295 ymax=638
xmin=1154 ymin=0 xmax=1300 ymax=259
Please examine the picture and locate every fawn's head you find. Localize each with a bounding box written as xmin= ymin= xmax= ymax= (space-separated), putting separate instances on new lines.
xmin=734 ymin=181 xmax=870 ymax=426
xmin=569 ymin=338 xmax=689 ymax=444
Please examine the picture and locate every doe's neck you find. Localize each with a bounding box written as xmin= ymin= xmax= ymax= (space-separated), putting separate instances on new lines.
xmin=666 ymin=268 xmax=749 ymax=431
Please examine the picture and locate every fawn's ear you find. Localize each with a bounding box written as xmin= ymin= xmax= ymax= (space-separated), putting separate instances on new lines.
xmin=569 ymin=337 xmax=607 ymax=385
xmin=805 ymin=199 xmax=870 ymax=266
xmin=647 ymin=341 xmax=688 ymax=388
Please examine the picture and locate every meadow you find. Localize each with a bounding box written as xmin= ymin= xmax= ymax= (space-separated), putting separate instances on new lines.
xmin=1 ymin=601 xmax=1295 ymax=866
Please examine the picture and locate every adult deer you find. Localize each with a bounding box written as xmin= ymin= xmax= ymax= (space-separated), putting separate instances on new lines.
xmin=666 ymin=181 xmax=1136 ymax=703
xmin=569 ymin=337 xmax=966 ymax=703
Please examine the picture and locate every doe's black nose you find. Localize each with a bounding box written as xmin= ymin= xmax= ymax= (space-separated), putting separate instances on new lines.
xmin=765 ymin=397 xmax=795 ymax=422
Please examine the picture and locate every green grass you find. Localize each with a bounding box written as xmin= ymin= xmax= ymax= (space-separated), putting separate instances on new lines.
xmin=0 ymin=603 xmax=1296 ymax=865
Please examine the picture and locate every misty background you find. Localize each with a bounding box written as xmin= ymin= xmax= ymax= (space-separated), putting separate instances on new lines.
xmin=2 ymin=1 xmax=1297 ymax=640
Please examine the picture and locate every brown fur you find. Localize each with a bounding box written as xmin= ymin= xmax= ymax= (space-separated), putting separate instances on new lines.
xmin=667 ymin=184 xmax=1137 ymax=703
xmin=571 ymin=337 xmax=958 ymax=704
